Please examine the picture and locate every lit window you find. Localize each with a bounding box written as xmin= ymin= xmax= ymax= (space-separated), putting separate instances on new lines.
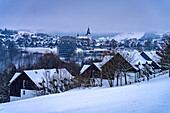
xmin=68 ymin=42 xmax=70 ymax=44
xmin=62 ymin=42 xmax=64 ymax=44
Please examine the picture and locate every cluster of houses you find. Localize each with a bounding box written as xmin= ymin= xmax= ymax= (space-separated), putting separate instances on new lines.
xmin=9 ymin=50 xmax=162 ymax=101
xmin=80 ymin=50 xmax=161 ymax=86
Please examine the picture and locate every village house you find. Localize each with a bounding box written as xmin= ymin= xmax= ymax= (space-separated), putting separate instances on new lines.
xmin=9 ymin=68 xmax=73 ymax=101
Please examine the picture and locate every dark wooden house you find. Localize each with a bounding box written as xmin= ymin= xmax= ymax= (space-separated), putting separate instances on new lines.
xmin=9 ymin=68 xmax=73 ymax=98
xmin=10 ymin=72 xmax=38 ymax=97
xmin=80 ymin=63 xmax=101 ymax=78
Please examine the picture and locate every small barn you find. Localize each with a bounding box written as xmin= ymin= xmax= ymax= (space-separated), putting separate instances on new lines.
xmin=80 ymin=63 xmax=102 ymax=78
xmin=80 ymin=56 xmax=114 ymax=78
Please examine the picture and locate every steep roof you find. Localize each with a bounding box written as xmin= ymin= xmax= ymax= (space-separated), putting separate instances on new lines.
xmin=114 ymin=53 xmax=139 ymax=71
xmin=80 ymin=65 xmax=91 ymax=74
xmin=9 ymin=72 xmax=21 ymax=84
xmin=10 ymin=68 xmax=73 ymax=87
xmin=144 ymin=51 xmax=161 ymax=63
xmin=80 ymin=56 xmax=114 ymax=74
xmin=141 ymin=51 xmax=161 ymax=69
xmin=100 ymin=56 xmax=114 ymax=67
xmin=118 ymin=50 xmax=152 ymax=70
xmin=86 ymin=27 xmax=91 ymax=36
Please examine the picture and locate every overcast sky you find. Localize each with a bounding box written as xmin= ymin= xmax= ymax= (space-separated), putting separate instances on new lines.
xmin=0 ymin=0 xmax=169 ymax=34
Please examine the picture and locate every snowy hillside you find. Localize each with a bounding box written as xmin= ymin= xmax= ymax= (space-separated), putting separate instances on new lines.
xmin=110 ymin=32 xmax=145 ymax=41
xmin=0 ymin=72 xmax=170 ymax=113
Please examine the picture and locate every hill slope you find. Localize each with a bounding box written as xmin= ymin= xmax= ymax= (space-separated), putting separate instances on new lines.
xmin=0 ymin=73 xmax=170 ymax=113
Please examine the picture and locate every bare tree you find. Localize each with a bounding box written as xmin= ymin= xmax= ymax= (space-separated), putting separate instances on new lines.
xmin=160 ymin=37 xmax=170 ymax=77
xmin=0 ymin=63 xmax=16 ymax=103
xmin=33 ymin=53 xmax=64 ymax=69
xmin=102 ymin=52 xmax=136 ymax=86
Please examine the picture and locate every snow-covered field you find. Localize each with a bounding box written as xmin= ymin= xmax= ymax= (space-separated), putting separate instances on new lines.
xmin=0 ymin=73 xmax=170 ymax=113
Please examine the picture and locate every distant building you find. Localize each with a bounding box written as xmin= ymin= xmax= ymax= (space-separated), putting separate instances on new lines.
xmin=58 ymin=36 xmax=77 ymax=58
xmin=76 ymin=27 xmax=92 ymax=46
xmin=83 ymin=48 xmax=111 ymax=56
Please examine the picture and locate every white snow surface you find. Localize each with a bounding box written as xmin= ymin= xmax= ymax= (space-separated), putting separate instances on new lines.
xmin=111 ymin=32 xmax=145 ymax=41
xmin=1 ymin=72 xmax=170 ymax=113
xmin=10 ymin=68 xmax=73 ymax=87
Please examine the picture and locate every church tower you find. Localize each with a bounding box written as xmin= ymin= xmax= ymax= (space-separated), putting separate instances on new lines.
xmin=86 ymin=27 xmax=91 ymax=36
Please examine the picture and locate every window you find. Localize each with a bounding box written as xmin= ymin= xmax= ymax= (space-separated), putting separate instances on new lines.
xmin=23 ymin=80 xmax=26 ymax=89
xmin=23 ymin=90 xmax=25 ymax=95
xmin=62 ymin=42 xmax=64 ymax=44
xmin=68 ymin=42 xmax=70 ymax=44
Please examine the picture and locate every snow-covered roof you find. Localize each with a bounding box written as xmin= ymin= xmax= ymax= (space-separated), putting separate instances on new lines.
xmin=118 ymin=52 xmax=139 ymax=71
xmin=76 ymin=48 xmax=83 ymax=53
xmin=93 ymin=48 xmax=108 ymax=51
xmin=24 ymin=69 xmax=45 ymax=87
xmin=80 ymin=65 xmax=90 ymax=74
xmin=144 ymin=51 xmax=161 ymax=63
xmin=77 ymin=36 xmax=89 ymax=39
xmin=118 ymin=50 xmax=155 ymax=70
xmin=100 ymin=56 xmax=114 ymax=66
xmin=9 ymin=73 xmax=21 ymax=84
xmin=98 ymin=37 xmax=107 ymax=41
xmin=10 ymin=68 xmax=73 ymax=87
xmin=132 ymin=52 xmax=147 ymax=65
xmin=80 ymin=56 xmax=114 ymax=74
xmin=93 ymin=63 xmax=102 ymax=71
xmin=0 ymin=34 xmax=5 ymax=36
xmin=22 ymin=47 xmax=58 ymax=54
xmin=80 ymin=63 xmax=102 ymax=75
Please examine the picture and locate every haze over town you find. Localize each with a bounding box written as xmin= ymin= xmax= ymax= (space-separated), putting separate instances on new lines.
xmin=0 ymin=0 xmax=170 ymax=34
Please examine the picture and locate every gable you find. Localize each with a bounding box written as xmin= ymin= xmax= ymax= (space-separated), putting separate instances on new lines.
xmin=102 ymin=53 xmax=138 ymax=72
xmin=10 ymin=72 xmax=38 ymax=89
xmin=81 ymin=64 xmax=101 ymax=76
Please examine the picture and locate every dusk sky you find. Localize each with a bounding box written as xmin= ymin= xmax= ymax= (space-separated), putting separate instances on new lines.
xmin=0 ymin=0 xmax=169 ymax=34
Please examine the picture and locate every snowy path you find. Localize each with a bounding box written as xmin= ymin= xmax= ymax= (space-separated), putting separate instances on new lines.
xmin=0 ymin=73 xmax=170 ymax=113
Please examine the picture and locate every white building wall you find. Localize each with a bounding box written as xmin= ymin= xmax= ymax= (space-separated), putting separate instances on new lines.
xmin=10 ymin=89 xmax=36 ymax=102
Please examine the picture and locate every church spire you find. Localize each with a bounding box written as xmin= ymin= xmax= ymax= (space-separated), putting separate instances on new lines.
xmin=86 ymin=27 xmax=91 ymax=36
